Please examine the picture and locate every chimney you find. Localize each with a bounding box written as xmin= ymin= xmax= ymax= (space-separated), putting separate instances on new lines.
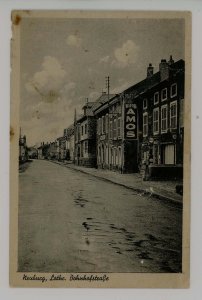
xmin=159 ymin=59 xmax=169 ymax=81
xmin=168 ymin=55 xmax=174 ymax=65
xmin=147 ymin=63 xmax=154 ymax=78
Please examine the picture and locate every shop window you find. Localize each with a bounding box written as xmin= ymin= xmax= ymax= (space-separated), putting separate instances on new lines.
xmin=153 ymin=108 xmax=159 ymax=134
xmin=161 ymin=88 xmax=167 ymax=101
xmin=143 ymin=112 xmax=148 ymax=137
xmin=154 ymin=92 xmax=159 ymax=104
xmin=171 ymin=83 xmax=177 ymax=98
xmin=163 ymin=144 xmax=175 ymax=165
xmin=161 ymin=105 xmax=168 ymax=133
xmin=170 ymin=101 xmax=177 ymax=129
xmin=84 ymin=141 xmax=88 ymax=153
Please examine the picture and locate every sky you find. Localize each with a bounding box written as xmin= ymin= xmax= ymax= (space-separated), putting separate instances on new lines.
xmin=20 ymin=17 xmax=185 ymax=146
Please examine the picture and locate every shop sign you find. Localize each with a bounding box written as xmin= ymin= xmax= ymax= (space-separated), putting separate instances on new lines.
xmin=124 ymin=103 xmax=137 ymax=140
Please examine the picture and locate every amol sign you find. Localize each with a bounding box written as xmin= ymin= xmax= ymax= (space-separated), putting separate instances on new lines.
xmin=124 ymin=103 xmax=138 ymax=140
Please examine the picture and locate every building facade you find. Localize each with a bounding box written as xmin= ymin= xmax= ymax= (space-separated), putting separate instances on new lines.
xmin=74 ymin=102 xmax=97 ymax=167
xmin=93 ymin=56 xmax=184 ymax=178
xmin=57 ymin=136 xmax=67 ymax=161
xmin=93 ymin=93 xmax=125 ymax=172
xmin=138 ymin=57 xmax=184 ymax=179
xmin=64 ymin=125 xmax=75 ymax=161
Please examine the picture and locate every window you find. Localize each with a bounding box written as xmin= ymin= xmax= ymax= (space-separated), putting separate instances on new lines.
xmin=143 ymin=98 xmax=147 ymax=109
xmin=171 ymin=83 xmax=177 ymax=98
xmin=113 ymin=118 xmax=117 ymax=139
xmin=161 ymin=88 xmax=167 ymax=101
xmin=84 ymin=141 xmax=88 ymax=153
xmin=117 ymin=117 xmax=121 ymax=138
xmin=99 ymin=118 xmax=102 ymax=134
xmin=170 ymin=101 xmax=177 ymax=129
xmin=161 ymin=105 xmax=168 ymax=133
xmin=100 ymin=117 xmax=103 ymax=134
xmin=143 ymin=112 xmax=148 ymax=137
xmin=153 ymin=108 xmax=159 ymax=134
xmin=105 ymin=114 xmax=108 ymax=133
xmin=102 ymin=116 xmax=105 ymax=133
xmin=118 ymin=147 xmax=122 ymax=167
xmin=81 ymin=125 xmax=84 ymax=136
xmin=84 ymin=124 xmax=87 ymax=134
xmin=154 ymin=92 xmax=159 ymax=104
xmin=109 ymin=121 xmax=113 ymax=139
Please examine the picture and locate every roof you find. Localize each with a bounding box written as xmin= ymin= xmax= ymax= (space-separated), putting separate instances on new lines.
xmin=122 ymin=59 xmax=184 ymax=97
xmin=91 ymin=93 xmax=117 ymax=112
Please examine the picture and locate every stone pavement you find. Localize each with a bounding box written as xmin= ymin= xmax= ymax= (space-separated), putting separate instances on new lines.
xmin=51 ymin=160 xmax=183 ymax=207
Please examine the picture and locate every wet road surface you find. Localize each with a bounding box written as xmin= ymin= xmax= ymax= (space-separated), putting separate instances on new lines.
xmin=19 ymin=159 xmax=182 ymax=273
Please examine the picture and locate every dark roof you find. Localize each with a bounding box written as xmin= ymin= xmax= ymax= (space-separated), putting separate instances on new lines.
xmin=122 ymin=59 xmax=184 ymax=97
xmin=92 ymin=93 xmax=117 ymax=112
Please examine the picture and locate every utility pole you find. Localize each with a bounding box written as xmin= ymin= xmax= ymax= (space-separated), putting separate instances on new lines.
xmin=105 ymin=76 xmax=110 ymax=97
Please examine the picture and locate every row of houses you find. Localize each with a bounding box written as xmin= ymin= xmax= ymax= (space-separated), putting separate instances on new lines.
xmin=19 ymin=134 xmax=28 ymax=163
xmin=38 ymin=55 xmax=185 ymax=180
xmin=37 ymin=124 xmax=75 ymax=161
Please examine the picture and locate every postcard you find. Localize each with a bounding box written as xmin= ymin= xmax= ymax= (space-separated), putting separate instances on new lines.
xmin=10 ymin=10 xmax=191 ymax=288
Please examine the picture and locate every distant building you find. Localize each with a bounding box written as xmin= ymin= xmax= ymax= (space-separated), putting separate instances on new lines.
xmin=64 ymin=124 xmax=75 ymax=161
xmin=57 ymin=136 xmax=67 ymax=161
xmin=48 ymin=141 xmax=59 ymax=160
xmin=74 ymin=101 xmax=97 ymax=167
xmin=28 ymin=147 xmax=38 ymax=159
xmin=19 ymin=134 xmax=28 ymax=163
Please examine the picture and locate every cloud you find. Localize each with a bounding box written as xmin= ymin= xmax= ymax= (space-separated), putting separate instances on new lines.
xmin=112 ymin=40 xmax=139 ymax=68
xmin=25 ymin=56 xmax=67 ymax=102
xmin=22 ymin=56 xmax=81 ymax=144
xmin=99 ymin=55 xmax=110 ymax=64
xmin=66 ymin=34 xmax=82 ymax=47
xmin=88 ymin=91 xmax=100 ymax=100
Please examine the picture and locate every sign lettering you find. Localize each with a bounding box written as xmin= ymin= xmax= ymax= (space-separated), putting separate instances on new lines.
xmin=124 ymin=104 xmax=137 ymax=140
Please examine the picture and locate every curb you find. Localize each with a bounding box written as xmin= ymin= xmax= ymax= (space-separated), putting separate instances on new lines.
xmin=51 ymin=160 xmax=182 ymax=208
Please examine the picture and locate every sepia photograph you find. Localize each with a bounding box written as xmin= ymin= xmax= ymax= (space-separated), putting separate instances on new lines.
xmin=10 ymin=10 xmax=191 ymax=288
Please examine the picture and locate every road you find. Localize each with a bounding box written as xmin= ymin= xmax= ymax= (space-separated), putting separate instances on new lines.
xmin=19 ymin=159 xmax=182 ymax=273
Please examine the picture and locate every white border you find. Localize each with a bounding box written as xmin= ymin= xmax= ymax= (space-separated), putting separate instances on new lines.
xmin=0 ymin=0 xmax=202 ymax=299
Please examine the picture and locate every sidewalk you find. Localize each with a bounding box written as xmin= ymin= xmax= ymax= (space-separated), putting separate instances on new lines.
xmin=52 ymin=160 xmax=183 ymax=206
